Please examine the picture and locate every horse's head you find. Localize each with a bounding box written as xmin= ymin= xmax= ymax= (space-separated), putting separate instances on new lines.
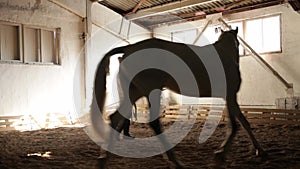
xmin=218 ymin=28 xmax=239 ymax=48
xmin=217 ymin=28 xmax=240 ymax=63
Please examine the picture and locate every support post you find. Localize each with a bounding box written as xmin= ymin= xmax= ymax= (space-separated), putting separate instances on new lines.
xmin=118 ymin=17 xmax=124 ymax=35
xmin=84 ymin=0 xmax=93 ymax=108
xmin=218 ymin=18 xmax=293 ymax=95
xmin=193 ymin=20 xmax=212 ymax=45
xmin=127 ymin=21 xmax=132 ymax=39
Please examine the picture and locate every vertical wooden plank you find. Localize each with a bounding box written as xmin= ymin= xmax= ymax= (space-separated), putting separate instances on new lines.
xmin=56 ymin=28 xmax=61 ymax=65
xmin=223 ymin=108 xmax=228 ymax=122
xmin=0 ymin=24 xmax=2 ymax=60
xmin=53 ymin=29 xmax=57 ymax=64
xmin=243 ymin=110 xmax=248 ymax=118
xmin=20 ymin=24 xmax=24 ymax=62
xmin=5 ymin=119 xmax=9 ymax=128
xmin=37 ymin=29 xmax=41 ymax=62
xmin=188 ymin=105 xmax=192 ymax=119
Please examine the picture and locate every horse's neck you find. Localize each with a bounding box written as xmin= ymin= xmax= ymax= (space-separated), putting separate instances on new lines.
xmin=214 ymin=40 xmax=239 ymax=64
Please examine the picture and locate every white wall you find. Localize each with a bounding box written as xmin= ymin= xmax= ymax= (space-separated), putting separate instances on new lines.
xmin=0 ymin=0 xmax=84 ymax=122
xmin=154 ymin=4 xmax=300 ymax=106
xmin=0 ymin=0 xmax=150 ymax=122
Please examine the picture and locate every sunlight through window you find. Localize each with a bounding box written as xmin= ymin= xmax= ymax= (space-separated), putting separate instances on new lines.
xmin=246 ymin=15 xmax=281 ymax=53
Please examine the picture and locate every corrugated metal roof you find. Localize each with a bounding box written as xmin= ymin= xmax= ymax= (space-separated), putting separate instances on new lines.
xmin=98 ymin=0 xmax=284 ymax=28
xmin=100 ymin=0 xmax=184 ymax=13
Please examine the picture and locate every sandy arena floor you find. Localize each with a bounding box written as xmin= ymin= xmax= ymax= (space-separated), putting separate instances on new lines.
xmin=0 ymin=120 xmax=299 ymax=169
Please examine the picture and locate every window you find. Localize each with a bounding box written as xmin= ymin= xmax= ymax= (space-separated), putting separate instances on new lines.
xmin=24 ymin=27 xmax=39 ymax=62
xmin=41 ymin=29 xmax=57 ymax=63
xmin=245 ymin=15 xmax=281 ymax=53
xmin=0 ymin=23 xmax=21 ymax=61
xmin=24 ymin=26 xmax=59 ymax=64
xmin=0 ymin=21 xmax=60 ymax=65
xmin=172 ymin=29 xmax=197 ymax=44
xmin=170 ymin=15 xmax=281 ymax=56
xmin=172 ymin=27 xmax=220 ymax=46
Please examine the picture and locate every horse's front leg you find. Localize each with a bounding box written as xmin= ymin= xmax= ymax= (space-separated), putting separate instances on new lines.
xmin=97 ymin=147 xmax=108 ymax=169
xmin=148 ymin=89 xmax=185 ymax=169
xmin=214 ymin=97 xmax=238 ymax=165
xmin=233 ymin=100 xmax=267 ymax=158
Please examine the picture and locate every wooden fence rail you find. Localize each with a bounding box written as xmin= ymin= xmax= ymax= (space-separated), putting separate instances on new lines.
xmin=2 ymin=105 xmax=299 ymax=131
xmin=133 ymin=104 xmax=300 ymax=124
xmin=0 ymin=115 xmax=23 ymax=131
xmin=162 ymin=105 xmax=300 ymax=124
xmin=0 ymin=113 xmax=72 ymax=131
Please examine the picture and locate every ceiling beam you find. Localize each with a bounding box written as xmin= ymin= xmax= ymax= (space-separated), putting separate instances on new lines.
xmin=125 ymin=0 xmax=147 ymax=15
xmin=224 ymin=0 xmax=245 ymax=10
xmin=222 ymin=0 xmax=284 ymax=15
xmin=125 ymin=0 xmax=221 ymax=20
xmin=143 ymin=0 xmax=284 ymax=28
xmin=215 ymin=0 xmax=253 ymax=13
xmin=288 ymin=0 xmax=300 ymax=11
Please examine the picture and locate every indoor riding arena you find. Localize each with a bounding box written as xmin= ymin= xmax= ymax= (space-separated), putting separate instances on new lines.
xmin=0 ymin=0 xmax=300 ymax=169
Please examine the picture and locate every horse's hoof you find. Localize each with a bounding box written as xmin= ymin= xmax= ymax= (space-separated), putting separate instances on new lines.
xmin=214 ymin=150 xmax=226 ymax=166
xmin=210 ymin=163 xmax=226 ymax=169
xmin=97 ymin=157 xmax=107 ymax=169
xmin=214 ymin=149 xmax=225 ymax=159
xmin=175 ymin=161 xmax=186 ymax=169
xmin=164 ymin=150 xmax=186 ymax=169
xmin=165 ymin=156 xmax=185 ymax=169
xmin=212 ymin=152 xmax=226 ymax=169
xmin=123 ymin=134 xmax=135 ymax=139
xmin=255 ymin=149 xmax=268 ymax=161
xmin=255 ymin=149 xmax=267 ymax=156
xmin=166 ymin=159 xmax=186 ymax=169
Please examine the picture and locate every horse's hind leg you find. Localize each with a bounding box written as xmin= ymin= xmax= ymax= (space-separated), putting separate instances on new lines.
xmin=97 ymin=109 xmax=127 ymax=169
xmin=97 ymin=101 xmax=132 ymax=169
xmin=148 ymin=89 xmax=185 ymax=169
xmin=110 ymin=100 xmax=133 ymax=138
xmin=110 ymin=110 xmax=126 ymax=134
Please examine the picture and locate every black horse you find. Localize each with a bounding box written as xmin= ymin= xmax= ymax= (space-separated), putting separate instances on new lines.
xmin=94 ymin=28 xmax=266 ymax=168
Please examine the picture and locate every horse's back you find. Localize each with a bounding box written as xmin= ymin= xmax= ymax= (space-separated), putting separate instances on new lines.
xmin=120 ymin=38 xmax=212 ymax=97
xmin=120 ymin=37 xmax=241 ymax=98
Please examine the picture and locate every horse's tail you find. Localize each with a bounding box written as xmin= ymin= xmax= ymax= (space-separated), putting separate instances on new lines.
xmin=94 ymin=46 xmax=126 ymax=113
